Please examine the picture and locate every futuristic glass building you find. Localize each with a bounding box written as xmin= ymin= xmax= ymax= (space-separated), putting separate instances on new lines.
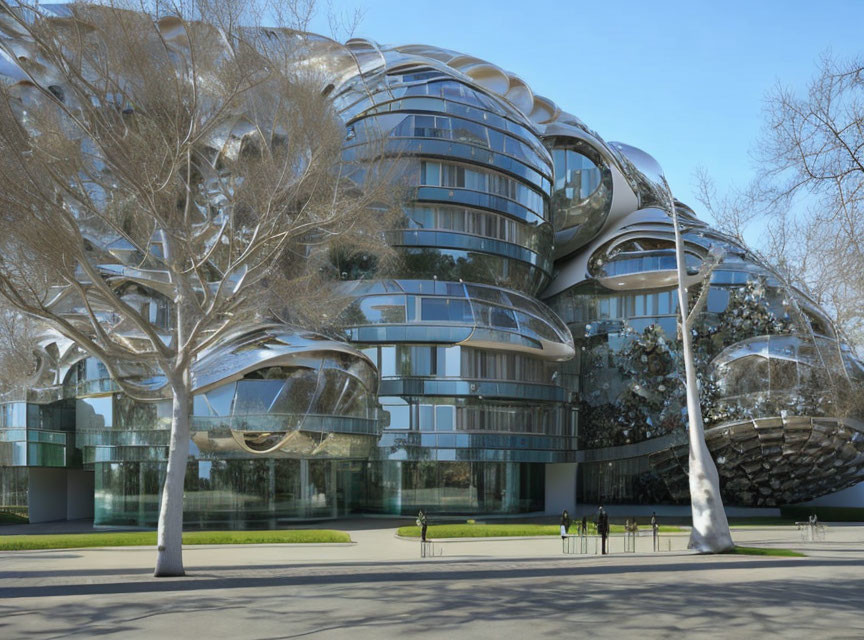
xmin=1 ymin=12 xmax=863 ymax=526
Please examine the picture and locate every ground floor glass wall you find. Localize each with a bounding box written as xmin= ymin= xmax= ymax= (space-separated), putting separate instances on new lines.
xmin=95 ymin=458 xmax=350 ymax=527
xmin=93 ymin=458 xmax=546 ymax=526
xmin=361 ymin=461 xmax=544 ymax=515
xmin=577 ymin=457 xmax=678 ymax=506
xmin=0 ymin=466 xmax=29 ymax=521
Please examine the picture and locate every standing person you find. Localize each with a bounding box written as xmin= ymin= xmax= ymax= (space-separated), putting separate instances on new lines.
xmin=651 ymin=511 xmax=659 ymax=551
xmin=581 ymin=514 xmax=588 ymax=536
xmin=417 ymin=510 xmax=428 ymax=542
xmin=560 ymin=509 xmax=571 ymax=540
xmin=596 ymin=505 xmax=610 ymax=554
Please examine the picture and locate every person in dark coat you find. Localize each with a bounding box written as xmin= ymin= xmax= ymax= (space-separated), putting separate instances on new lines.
xmin=560 ymin=509 xmax=572 ymax=539
xmin=596 ymin=505 xmax=610 ymax=554
xmin=651 ymin=511 xmax=659 ymax=551
xmin=581 ymin=515 xmax=588 ymax=535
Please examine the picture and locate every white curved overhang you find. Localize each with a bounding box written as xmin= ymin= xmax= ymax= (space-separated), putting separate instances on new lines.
xmin=191 ymin=323 xmax=377 ymax=394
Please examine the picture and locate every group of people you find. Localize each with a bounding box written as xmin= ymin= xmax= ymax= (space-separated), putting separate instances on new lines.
xmin=560 ymin=506 xmax=611 ymax=553
xmin=560 ymin=508 xmax=661 ymax=554
xmin=417 ymin=507 xmax=663 ymax=555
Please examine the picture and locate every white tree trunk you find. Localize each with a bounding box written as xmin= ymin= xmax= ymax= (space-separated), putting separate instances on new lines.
xmin=671 ymin=205 xmax=735 ymax=553
xmin=154 ymin=376 xmax=191 ymax=577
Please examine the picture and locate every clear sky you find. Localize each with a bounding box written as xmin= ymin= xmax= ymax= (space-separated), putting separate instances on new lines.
xmin=309 ymin=0 xmax=864 ymax=222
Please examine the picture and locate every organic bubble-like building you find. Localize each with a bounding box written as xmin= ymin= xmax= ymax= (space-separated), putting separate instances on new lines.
xmin=1 ymin=8 xmax=862 ymax=524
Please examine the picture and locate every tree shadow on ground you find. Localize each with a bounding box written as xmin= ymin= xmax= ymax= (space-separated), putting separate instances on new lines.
xmin=2 ymin=561 xmax=863 ymax=639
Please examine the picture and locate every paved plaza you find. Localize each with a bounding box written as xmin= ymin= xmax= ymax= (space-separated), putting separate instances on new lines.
xmin=1 ymin=523 xmax=863 ymax=639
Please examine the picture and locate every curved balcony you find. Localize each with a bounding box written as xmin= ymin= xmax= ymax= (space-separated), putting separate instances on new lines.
xmin=391 ymin=229 xmax=553 ymax=277
xmin=186 ymin=325 xmax=386 ymax=459
xmin=377 ymin=430 xmax=575 ymax=464
xmin=378 ymin=378 xmax=567 ymax=403
xmin=590 ymin=249 xmax=702 ymax=291
xmin=346 ymin=116 xmax=552 ymax=189
xmin=341 ymin=279 xmax=574 ymax=360
xmin=404 ymin=203 xmax=553 ymax=255
xmin=190 ymin=413 xmax=384 ymax=458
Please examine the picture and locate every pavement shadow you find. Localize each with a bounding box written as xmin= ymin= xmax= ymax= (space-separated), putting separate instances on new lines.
xmin=2 ymin=560 xmax=863 ymax=639
xmin=0 ymin=556 xmax=860 ymax=600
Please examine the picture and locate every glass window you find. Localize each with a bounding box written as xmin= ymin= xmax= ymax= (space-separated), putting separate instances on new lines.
xmin=76 ymin=396 xmax=114 ymax=429
xmin=358 ymin=295 xmax=407 ymax=323
xmin=656 ymin=291 xmax=674 ymax=314
xmin=401 ymin=346 xmax=438 ymax=377
xmin=270 ymin=370 xmax=319 ymax=415
xmin=84 ymin=358 xmax=110 ymax=381
xmin=420 ymin=161 xmax=440 ymax=186
xmin=12 ymin=441 xmax=26 ymax=465
xmin=490 ymin=306 xmax=518 ymax=330
xmin=204 ymin=383 xmax=236 ymax=417
xmin=382 ymin=397 xmax=410 ymax=429
xmin=452 ymin=119 xmax=488 ymax=146
xmin=707 ymin=288 xmax=730 ymax=313
xmin=421 ymin=298 xmax=473 ymax=322
xmin=234 ymin=380 xmax=285 ymax=414
xmin=442 ymin=164 xmax=467 ymax=188
xmin=418 ymin=405 xmax=434 ymax=431
xmin=380 ymin=346 xmax=396 ymax=377
xmin=436 ymin=405 xmax=455 ymax=431
xmin=1 ymin=403 xmax=26 ymax=428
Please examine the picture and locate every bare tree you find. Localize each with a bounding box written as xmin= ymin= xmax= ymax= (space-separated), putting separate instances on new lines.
xmin=761 ymin=54 xmax=864 ymax=348
xmin=693 ymin=170 xmax=816 ymax=303
xmin=0 ymin=301 xmax=42 ymax=395
xmin=0 ymin=1 xmax=399 ymax=576
xmin=662 ymin=180 xmax=734 ymax=553
xmin=698 ymin=54 xmax=864 ymax=349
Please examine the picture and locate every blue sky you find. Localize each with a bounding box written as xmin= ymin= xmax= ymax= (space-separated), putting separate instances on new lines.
xmin=309 ymin=0 xmax=863 ymax=222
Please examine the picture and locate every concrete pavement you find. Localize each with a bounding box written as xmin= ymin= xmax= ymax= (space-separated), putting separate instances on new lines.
xmin=1 ymin=523 xmax=863 ymax=639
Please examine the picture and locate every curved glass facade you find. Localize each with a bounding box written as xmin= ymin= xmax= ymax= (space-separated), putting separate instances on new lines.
xmin=547 ymin=218 xmax=864 ymax=506
xmin=550 ymin=143 xmax=613 ymax=257
xmin=339 ymin=66 xmax=555 ymax=296
xmin=2 ymin=27 xmax=862 ymax=525
xmin=330 ymin=61 xmax=577 ymax=514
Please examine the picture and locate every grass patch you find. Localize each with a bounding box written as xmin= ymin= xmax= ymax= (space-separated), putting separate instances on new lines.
xmin=397 ymin=523 xmax=683 ymax=538
xmin=727 ymin=546 xmax=806 ymax=557
xmin=0 ymin=511 xmax=28 ymax=525
xmin=0 ymin=529 xmax=350 ymax=551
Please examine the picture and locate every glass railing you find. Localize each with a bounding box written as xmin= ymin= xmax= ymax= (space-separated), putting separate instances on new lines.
xmin=596 ymin=252 xmax=702 ymax=278
xmin=76 ymin=378 xmax=119 ymax=396
xmin=190 ymin=413 xmax=383 ymax=436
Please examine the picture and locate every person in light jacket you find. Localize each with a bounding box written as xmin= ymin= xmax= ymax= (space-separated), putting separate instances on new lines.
xmin=417 ymin=510 xmax=428 ymax=542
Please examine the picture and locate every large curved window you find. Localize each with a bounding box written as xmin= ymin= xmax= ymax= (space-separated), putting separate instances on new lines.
xmin=400 ymin=248 xmax=548 ymax=294
xmin=193 ymin=364 xmax=378 ymax=421
xmin=419 ymin=161 xmax=548 ymax=219
xmin=550 ymin=146 xmax=613 ymax=252
xmin=460 ymin=348 xmax=551 ymax=384
xmin=386 ymin=114 xmax=551 ymax=176
xmin=405 ymin=205 xmax=552 ymax=254
xmin=589 ymin=239 xmax=702 ymax=280
xmin=343 ymin=281 xmax=571 ymax=349
xmin=596 ymin=251 xmax=701 ymax=278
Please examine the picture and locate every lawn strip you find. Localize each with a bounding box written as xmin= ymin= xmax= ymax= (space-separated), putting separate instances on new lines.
xmin=0 ymin=529 xmax=350 ymax=550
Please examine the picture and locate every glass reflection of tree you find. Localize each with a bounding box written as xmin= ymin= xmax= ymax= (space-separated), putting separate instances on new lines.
xmin=579 ymin=279 xmax=806 ymax=449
